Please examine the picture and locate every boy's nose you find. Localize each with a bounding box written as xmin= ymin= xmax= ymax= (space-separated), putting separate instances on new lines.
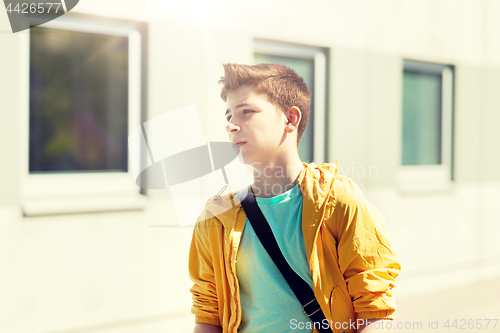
xmin=226 ymin=122 xmax=240 ymax=133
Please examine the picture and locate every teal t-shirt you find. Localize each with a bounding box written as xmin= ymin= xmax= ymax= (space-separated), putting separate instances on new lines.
xmin=235 ymin=184 xmax=314 ymax=333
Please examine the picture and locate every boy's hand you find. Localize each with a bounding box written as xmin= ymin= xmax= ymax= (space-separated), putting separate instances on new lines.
xmin=193 ymin=323 xmax=222 ymax=333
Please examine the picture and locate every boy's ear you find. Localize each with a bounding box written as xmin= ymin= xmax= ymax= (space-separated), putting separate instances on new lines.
xmin=285 ymin=106 xmax=302 ymax=130
xmin=285 ymin=106 xmax=302 ymax=133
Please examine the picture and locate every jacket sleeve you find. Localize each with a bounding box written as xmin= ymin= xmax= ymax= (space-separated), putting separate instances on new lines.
xmin=188 ymin=215 xmax=221 ymax=326
xmin=332 ymin=180 xmax=401 ymax=320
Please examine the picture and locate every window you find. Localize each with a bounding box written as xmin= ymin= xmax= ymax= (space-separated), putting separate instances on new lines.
xmin=20 ymin=14 xmax=148 ymax=215
xmin=253 ymin=39 xmax=328 ymax=164
xmin=397 ymin=60 xmax=454 ymax=192
xmin=30 ymin=27 xmax=129 ymax=173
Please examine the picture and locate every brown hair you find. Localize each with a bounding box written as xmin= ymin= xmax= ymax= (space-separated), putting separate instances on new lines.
xmin=219 ymin=63 xmax=311 ymax=145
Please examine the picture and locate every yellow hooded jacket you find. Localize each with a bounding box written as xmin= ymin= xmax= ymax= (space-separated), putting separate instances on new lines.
xmin=189 ymin=162 xmax=401 ymax=333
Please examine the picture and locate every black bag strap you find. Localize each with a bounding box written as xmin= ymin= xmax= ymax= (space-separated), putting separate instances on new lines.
xmin=238 ymin=185 xmax=333 ymax=333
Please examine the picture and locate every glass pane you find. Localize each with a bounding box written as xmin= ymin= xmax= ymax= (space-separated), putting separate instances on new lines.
xmin=402 ymin=70 xmax=442 ymax=165
xmin=254 ymin=53 xmax=315 ymax=163
xmin=29 ymin=27 xmax=129 ymax=173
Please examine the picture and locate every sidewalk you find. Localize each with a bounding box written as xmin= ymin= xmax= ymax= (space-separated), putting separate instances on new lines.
xmin=38 ymin=278 xmax=500 ymax=333
xmin=393 ymin=277 xmax=500 ymax=332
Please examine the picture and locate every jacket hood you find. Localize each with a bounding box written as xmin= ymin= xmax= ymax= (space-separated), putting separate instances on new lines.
xmin=197 ymin=162 xmax=340 ymax=225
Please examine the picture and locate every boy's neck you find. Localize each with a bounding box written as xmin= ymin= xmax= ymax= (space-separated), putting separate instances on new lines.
xmin=251 ymin=155 xmax=304 ymax=198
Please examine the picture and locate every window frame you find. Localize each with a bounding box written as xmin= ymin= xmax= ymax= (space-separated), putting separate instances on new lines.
xmin=397 ymin=59 xmax=454 ymax=193
xmin=253 ymin=39 xmax=328 ymax=164
xmin=19 ymin=14 xmax=148 ymax=215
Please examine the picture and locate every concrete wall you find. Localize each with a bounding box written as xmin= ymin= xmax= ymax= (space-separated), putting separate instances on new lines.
xmin=1 ymin=0 xmax=499 ymax=331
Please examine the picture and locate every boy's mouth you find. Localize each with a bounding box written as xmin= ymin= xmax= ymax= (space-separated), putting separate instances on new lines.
xmin=233 ymin=141 xmax=246 ymax=147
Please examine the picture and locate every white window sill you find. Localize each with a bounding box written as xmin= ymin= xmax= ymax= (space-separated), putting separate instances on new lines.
xmin=20 ymin=173 xmax=147 ymax=216
xmin=396 ymin=165 xmax=453 ymax=194
xmin=22 ymin=193 xmax=147 ymax=216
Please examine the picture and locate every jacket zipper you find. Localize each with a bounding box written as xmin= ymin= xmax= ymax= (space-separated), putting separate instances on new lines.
xmin=228 ymin=225 xmax=243 ymax=333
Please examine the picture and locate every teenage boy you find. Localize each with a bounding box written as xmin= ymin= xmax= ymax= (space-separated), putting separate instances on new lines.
xmin=189 ymin=63 xmax=400 ymax=333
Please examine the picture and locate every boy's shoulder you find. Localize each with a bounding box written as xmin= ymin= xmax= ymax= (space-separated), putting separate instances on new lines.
xmin=194 ymin=190 xmax=241 ymax=226
xmin=326 ymin=173 xmax=387 ymax=232
xmin=331 ymin=174 xmax=364 ymax=197
xmin=301 ymin=161 xmax=364 ymax=200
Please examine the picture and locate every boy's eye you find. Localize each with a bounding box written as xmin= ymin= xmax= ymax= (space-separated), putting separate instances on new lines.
xmin=226 ymin=110 xmax=253 ymax=121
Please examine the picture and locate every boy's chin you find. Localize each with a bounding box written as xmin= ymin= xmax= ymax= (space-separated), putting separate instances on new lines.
xmin=235 ymin=150 xmax=249 ymax=164
xmin=237 ymin=152 xmax=259 ymax=167
xmin=237 ymin=149 xmax=274 ymax=167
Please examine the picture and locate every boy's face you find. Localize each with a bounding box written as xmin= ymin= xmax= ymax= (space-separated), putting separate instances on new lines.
xmin=225 ymin=85 xmax=289 ymax=166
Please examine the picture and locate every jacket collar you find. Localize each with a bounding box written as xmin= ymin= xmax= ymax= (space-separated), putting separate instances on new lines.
xmin=199 ymin=162 xmax=339 ymax=234
xmin=298 ymin=162 xmax=339 ymax=257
